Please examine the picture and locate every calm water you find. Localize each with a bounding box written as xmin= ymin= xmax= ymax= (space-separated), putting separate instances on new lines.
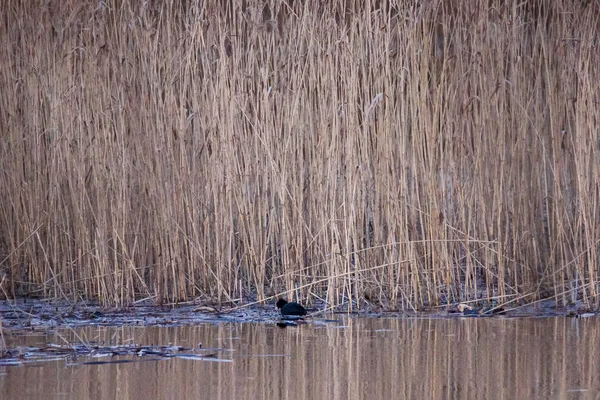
xmin=1 ymin=317 xmax=599 ymax=399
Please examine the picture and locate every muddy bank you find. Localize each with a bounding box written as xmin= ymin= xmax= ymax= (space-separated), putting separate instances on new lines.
xmin=0 ymin=299 xmax=271 ymax=333
xmin=0 ymin=298 xmax=595 ymax=334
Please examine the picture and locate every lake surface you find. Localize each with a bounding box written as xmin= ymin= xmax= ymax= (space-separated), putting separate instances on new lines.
xmin=1 ymin=316 xmax=599 ymax=399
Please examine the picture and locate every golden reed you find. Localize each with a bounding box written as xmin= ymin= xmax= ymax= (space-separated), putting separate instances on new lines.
xmin=0 ymin=1 xmax=598 ymax=309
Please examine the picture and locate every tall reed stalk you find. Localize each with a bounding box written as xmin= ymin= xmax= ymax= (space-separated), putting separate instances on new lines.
xmin=0 ymin=0 xmax=598 ymax=309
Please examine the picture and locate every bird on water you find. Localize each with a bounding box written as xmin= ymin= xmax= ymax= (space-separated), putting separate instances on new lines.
xmin=276 ymin=298 xmax=307 ymax=318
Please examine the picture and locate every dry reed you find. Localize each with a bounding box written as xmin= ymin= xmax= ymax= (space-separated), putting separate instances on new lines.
xmin=0 ymin=0 xmax=598 ymax=309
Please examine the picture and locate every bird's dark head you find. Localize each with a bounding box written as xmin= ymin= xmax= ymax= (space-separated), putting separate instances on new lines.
xmin=276 ymin=298 xmax=288 ymax=309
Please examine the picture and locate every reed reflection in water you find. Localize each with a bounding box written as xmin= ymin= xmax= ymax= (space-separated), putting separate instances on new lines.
xmin=1 ymin=317 xmax=599 ymax=399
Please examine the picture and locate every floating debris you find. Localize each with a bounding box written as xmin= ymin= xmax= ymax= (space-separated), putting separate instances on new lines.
xmin=276 ymin=321 xmax=298 ymax=328
xmin=176 ymin=355 xmax=232 ymax=363
xmin=0 ymin=342 xmax=231 ymax=367
xmin=452 ymin=303 xmax=507 ymax=317
xmin=192 ymin=306 xmax=220 ymax=314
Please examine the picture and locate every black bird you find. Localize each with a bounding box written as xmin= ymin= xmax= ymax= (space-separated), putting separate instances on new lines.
xmin=276 ymin=298 xmax=307 ymax=319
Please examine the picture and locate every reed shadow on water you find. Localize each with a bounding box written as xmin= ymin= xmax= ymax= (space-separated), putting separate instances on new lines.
xmin=2 ymin=317 xmax=600 ymax=400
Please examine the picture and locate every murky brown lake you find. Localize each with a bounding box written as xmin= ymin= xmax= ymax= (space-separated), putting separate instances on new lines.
xmin=1 ymin=317 xmax=599 ymax=399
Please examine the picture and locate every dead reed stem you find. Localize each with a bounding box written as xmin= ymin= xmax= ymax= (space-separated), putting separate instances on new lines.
xmin=0 ymin=0 xmax=599 ymax=310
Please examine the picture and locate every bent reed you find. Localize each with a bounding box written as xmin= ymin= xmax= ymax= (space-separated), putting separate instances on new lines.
xmin=0 ymin=0 xmax=598 ymax=310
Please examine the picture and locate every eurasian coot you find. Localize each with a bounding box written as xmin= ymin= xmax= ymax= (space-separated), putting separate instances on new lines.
xmin=276 ymin=298 xmax=307 ymax=317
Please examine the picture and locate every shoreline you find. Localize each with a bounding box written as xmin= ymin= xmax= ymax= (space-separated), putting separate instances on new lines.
xmin=1 ymin=298 xmax=596 ymax=334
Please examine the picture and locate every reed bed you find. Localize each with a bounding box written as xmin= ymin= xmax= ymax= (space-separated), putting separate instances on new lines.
xmin=0 ymin=0 xmax=598 ymax=309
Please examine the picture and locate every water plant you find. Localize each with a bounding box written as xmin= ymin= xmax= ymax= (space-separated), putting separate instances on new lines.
xmin=0 ymin=1 xmax=598 ymax=310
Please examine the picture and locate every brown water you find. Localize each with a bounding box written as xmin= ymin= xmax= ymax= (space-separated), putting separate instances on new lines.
xmin=1 ymin=317 xmax=599 ymax=399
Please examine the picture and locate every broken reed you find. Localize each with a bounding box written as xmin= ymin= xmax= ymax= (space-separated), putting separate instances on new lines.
xmin=0 ymin=0 xmax=598 ymax=309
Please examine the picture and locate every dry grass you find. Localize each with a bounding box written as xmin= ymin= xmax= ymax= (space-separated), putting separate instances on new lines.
xmin=0 ymin=0 xmax=598 ymax=309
